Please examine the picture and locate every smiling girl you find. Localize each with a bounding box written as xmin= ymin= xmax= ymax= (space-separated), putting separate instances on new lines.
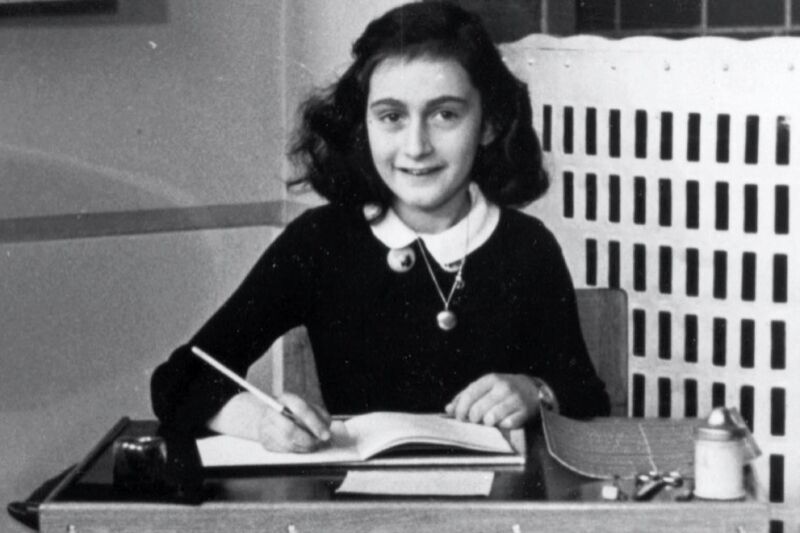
xmin=151 ymin=1 xmax=610 ymax=453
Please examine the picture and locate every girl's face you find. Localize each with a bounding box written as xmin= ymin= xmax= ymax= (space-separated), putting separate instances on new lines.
xmin=366 ymin=56 xmax=493 ymax=232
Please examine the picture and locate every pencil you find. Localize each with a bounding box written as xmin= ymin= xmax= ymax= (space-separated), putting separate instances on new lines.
xmin=190 ymin=345 xmax=317 ymax=438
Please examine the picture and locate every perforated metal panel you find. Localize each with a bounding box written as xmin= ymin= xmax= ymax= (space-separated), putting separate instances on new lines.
xmin=502 ymin=35 xmax=798 ymax=522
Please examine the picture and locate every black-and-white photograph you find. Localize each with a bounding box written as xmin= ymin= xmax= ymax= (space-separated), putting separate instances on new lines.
xmin=2 ymin=1 xmax=796 ymax=532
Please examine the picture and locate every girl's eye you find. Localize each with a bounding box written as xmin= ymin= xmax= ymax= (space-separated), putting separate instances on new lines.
xmin=379 ymin=111 xmax=403 ymax=123
xmin=432 ymin=109 xmax=460 ymax=123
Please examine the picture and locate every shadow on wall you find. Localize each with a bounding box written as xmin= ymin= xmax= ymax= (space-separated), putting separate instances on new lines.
xmin=0 ymin=144 xmax=197 ymax=221
xmin=0 ymin=0 xmax=168 ymax=27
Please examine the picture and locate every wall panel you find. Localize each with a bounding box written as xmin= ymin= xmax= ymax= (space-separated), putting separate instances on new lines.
xmin=503 ymin=34 xmax=799 ymax=525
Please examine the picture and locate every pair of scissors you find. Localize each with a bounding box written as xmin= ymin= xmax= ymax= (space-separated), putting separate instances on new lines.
xmin=634 ymin=470 xmax=684 ymax=501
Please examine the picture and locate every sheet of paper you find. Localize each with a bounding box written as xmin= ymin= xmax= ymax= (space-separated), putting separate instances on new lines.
xmin=335 ymin=470 xmax=495 ymax=496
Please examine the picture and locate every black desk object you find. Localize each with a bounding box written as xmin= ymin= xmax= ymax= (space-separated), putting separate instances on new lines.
xmin=36 ymin=418 xmax=767 ymax=533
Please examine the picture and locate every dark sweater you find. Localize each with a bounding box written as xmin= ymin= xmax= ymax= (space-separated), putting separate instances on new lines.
xmin=151 ymin=204 xmax=610 ymax=432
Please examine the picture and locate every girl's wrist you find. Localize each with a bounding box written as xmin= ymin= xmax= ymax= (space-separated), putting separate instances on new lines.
xmin=529 ymin=376 xmax=559 ymax=413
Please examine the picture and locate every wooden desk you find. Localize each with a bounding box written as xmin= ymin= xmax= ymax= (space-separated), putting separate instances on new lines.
xmin=38 ymin=419 xmax=768 ymax=533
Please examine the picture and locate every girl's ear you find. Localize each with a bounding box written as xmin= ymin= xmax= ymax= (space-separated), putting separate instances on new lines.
xmin=480 ymin=121 xmax=497 ymax=146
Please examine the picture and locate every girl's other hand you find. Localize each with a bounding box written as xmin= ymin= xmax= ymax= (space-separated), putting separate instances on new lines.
xmin=444 ymin=373 xmax=541 ymax=429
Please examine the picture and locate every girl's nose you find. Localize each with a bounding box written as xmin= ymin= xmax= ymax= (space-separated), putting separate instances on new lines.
xmin=403 ymin=119 xmax=433 ymax=158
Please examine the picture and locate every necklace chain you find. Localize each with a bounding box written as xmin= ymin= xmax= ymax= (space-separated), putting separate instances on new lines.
xmin=417 ymin=241 xmax=465 ymax=310
xmin=416 ymin=213 xmax=470 ymax=312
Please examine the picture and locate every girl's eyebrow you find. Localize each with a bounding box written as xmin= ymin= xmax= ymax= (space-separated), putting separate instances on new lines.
xmin=368 ymin=98 xmax=405 ymax=109
xmin=368 ymin=95 xmax=470 ymax=110
xmin=424 ymin=96 xmax=470 ymax=108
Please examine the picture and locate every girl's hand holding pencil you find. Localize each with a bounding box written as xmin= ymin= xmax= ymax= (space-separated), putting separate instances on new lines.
xmin=192 ymin=346 xmax=331 ymax=453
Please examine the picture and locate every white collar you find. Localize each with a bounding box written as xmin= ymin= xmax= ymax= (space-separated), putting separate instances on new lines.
xmin=368 ymin=183 xmax=500 ymax=269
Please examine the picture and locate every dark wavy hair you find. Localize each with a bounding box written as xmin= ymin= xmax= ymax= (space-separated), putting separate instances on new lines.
xmin=288 ymin=1 xmax=548 ymax=211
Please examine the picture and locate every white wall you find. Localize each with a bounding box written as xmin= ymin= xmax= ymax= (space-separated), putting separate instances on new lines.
xmin=0 ymin=1 xmax=286 ymax=216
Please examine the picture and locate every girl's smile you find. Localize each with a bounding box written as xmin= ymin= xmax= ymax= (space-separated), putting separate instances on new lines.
xmin=397 ymin=165 xmax=445 ymax=177
xmin=366 ymin=56 xmax=494 ymax=233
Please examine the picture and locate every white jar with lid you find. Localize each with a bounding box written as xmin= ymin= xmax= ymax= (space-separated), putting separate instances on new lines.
xmin=694 ymin=407 xmax=746 ymax=500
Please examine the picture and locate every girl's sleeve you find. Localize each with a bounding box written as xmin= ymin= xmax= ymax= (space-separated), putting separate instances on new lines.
xmin=525 ymin=227 xmax=611 ymax=419
xmin=150 ymin=213 xmax=319 ymax=433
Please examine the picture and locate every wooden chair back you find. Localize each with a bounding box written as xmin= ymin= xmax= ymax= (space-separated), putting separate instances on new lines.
xmin=575 ymin=288 xmax=628 ymax=417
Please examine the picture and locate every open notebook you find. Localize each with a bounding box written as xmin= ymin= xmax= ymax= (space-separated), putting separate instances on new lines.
xmin=197 ymin=412 xmax=524 ymax=467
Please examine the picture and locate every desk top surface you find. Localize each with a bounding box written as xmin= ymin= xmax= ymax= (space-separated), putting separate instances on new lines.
xmin=45 ymin=417 xmax=715 ymax=506
xmin=37 ymin=418 xmax=770 ymax=533
xmin=48 ymin=418 xmax=571 ymax=505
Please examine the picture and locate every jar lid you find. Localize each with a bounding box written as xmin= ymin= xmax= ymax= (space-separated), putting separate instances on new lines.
xmin=695 ymin=407 xmax=746 ymax=441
